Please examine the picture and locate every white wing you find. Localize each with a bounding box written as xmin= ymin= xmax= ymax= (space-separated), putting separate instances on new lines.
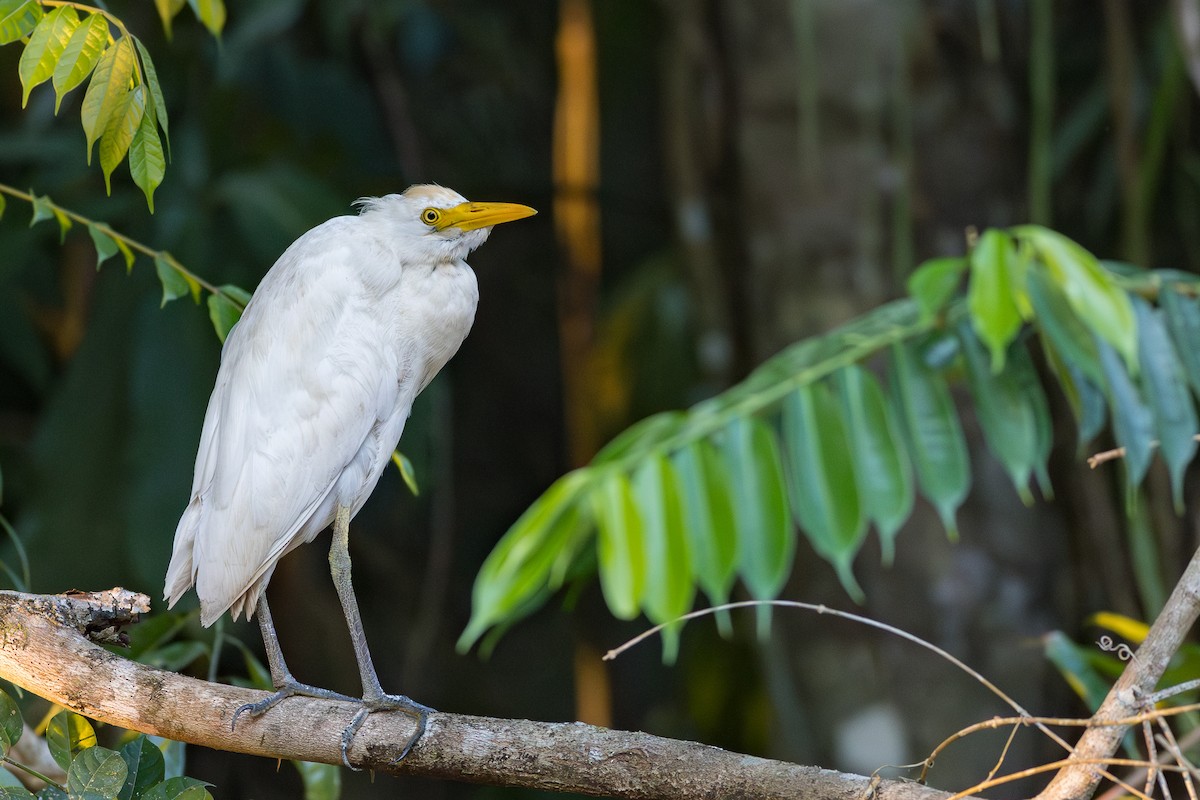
xmin=165 ymin=217 xmax=404 ymax=625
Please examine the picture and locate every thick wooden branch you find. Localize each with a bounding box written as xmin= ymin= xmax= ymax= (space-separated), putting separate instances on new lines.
xmin=0 ymin=589 xmax=958 ymax=800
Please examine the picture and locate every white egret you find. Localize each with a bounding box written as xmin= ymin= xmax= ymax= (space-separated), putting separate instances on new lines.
xmin=164 ymin=184 xmax=536 ymax=766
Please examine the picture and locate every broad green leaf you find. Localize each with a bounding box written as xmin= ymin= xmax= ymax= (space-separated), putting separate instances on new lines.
xmin=834 ymin=365 xmax=912 ymax=564
xmin=100 ymin=85 xmax=146 ymax=194
xmin=781 ymin=382 xmax=865 ymax=600
xmin=18 ymin=6 xmax=80 ymax=106
xmin=1098 ymin=339 xmax=1154 ymax=491
xmin=206 ymin=284 xmax=251 ymax=342
xmin=139 ymin=776 xmax=213 ymax=800
xmin=958 ymin=324 xmax=1040 ymax=503
xmin=907 ymin=257 xmax=966 ymax=321
xmin=154 ymin=0 xmax=187 ymax=39
xmin=291 ymin=760 xmax=340 ymax=800
xmin=52 ymin=14 xmax=109 ymax=113
xmin=133 ymin=38 xmax=170 ymax=151
xmin=721 ymin=417 xmax=794 ymax=637
xmin=889 ymin=341 xmax=970 ymax=537
xmin=0 ymin=788 xmax=35 ymax=799
xmin=130 ymin=102 xmax=166 ymax=211
xmin=1133 ymin=297 xmax=1197 ymax=511
xmin=187 ymin=0 xmax=226 ymax=36
xmin=0 ymin=0 xmax=42 ymax=45
xmin=0 ymin=690 xmax=20 ymax=757
xmin=390 ymin=451 xmax=420 ymax=496
xmin=968 ymin=229 xmax=1022 ymax=371
xmin=67 ymin=746 xmax=127 ymax=797
xmin=88 ymin=223 xmax=119 ymax=269
xmin=458 ymin=469 xmax=592 ymax=651
xmin=632 ymin=455 xmax=693 ymax=661
xmin=155 ymin=255 xmax=191 ymax=307
xmin=1026 ymin=266 xmax=1102 ymax=385
xmin=593 ymin=411 xmax=686 ymax=466
xmin=47 ymin=712 xmax=96 ymax=770
xmin=671 ymin=440 xmax=737 ymax=634
xmin=118 ymin=736 xmax=165 ymax=800
xmin=1014 ymin=225 xmax=1137 ymax=370
xmin=1160 ymin=284 xmax=1200 ymax=400
xmin=590 ymin=470 xmax=644 ymax=620
xmin=80 ymin=37 xmax=136 ymax=163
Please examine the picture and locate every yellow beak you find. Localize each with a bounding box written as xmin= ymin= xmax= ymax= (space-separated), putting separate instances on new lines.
xmin=435 ymin=201 xmax=537 ymax=232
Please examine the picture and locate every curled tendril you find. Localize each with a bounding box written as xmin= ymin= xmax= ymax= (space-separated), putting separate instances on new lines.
xmin=1097 ymin=635 xmax=1136 ymax=662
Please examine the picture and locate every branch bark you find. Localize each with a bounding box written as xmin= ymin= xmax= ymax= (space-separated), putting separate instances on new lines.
xmin=0 ymin=589 xmax=953 ymax=800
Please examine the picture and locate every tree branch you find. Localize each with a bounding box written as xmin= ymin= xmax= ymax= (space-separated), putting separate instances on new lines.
xmin=0 ymin=589 xmax=953 ymax=800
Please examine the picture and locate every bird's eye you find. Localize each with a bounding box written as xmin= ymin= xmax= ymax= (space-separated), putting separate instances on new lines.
xmin=421 ymin=208 xmax=441 ymax=225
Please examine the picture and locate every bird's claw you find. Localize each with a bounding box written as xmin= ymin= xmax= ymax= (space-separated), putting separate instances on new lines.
xmin=231 ymin=680 xmax=359 ymax=731
xmin=340 ymin=694 xmax=433 ymax=770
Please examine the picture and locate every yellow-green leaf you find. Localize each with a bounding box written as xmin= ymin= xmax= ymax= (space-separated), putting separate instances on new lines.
xmin=0 ymin=194 xmax=5 ymax=220
xmin=671 ymin=440 xmax=737 ymax=634
xmin=52 ymin=13 xmax=110 ymax=114
xmin=133 ymin=37 xmax=170 ymax=155
xmin=18 ymin=6 xmax=80 ymax=106
xmin=80 ymin=36 xmax=136 ymax=163
xmin=907 ymin=257 xmax=967 ymax=322
xmin=389 ymin=451 xmax=420 ymax=496
xmin=130 ymin=103 xmax=166 ymax=212
xmin=154 ymin=0 xmax=187 ymax=39
xmin=968 ymin=229 xmax=1022 ymax=372
xmin=46 ymin=712 xmax=96 ymax=770
xmin=0 ymin=0 xmax=42 ymax=45
xmin=632 ymin=454 xmax=692 ymax=662
xmin=591 ymin=470 xmax=644 ymax=620
xmin=100 ymin=84 xmax=146 ymax=194
xmin=188 ymin=0 xmax=226 ymax=36
xmin=207 ymin=284 xmax=251 ymax=342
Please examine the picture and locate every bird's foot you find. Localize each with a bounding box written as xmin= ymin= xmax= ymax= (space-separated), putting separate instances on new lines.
xmin=340 ymin=693 xmax=433 ymax=771
xmin=231 ymin=679 xmax=358 ymax=730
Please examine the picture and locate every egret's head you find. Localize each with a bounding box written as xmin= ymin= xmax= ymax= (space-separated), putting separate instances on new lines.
xmin=357 ymin=185 xmax=536 ymax=262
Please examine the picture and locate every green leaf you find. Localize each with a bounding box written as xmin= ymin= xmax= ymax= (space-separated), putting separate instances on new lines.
xmin=781 ymin=382 xmax=865 ymax=600
xmin=834 ymin=365 xmax=912 ymax=564
xmin=593 ymin=412 xmax=686 ymax=465
xmin=291 ymin=760 xmax=340 ymax=800
xmin=590 ymin=470 xmax=644 ymax=620
xmin=187 ymin=0 xmax=226 ymax=36
xmin=139 ymin=776 xmax=213 ymax=800
xmin=671 ymin=440 xmax=737 ymax=634
xmin=67 ymin=746 xmax=128 ymax=798
xmin=907 ymin=257 xmax=967 ymax=322
xmin=968 ymin=229 xmax=1023 ymax=371
xmin=458 ymin=469 xmax=592 ymax=652
xmin=153 ymin=0 xmax=187 ymax=39
xmin=206 ymin=285 xmax=251 ymax=342
xmin=46 ymin=712 xmax=96 ymax=770
xmin=130 ymin=102 xmax=166 ymax=212
xmin=631 ymin=454 xmax=693 ymax=662
xmin=88 ymin=223 xmax=119 ymax=270
xmin=99 ymin=84 xmax=146 ymax=194
xmin=1098 ymin=338 xmax=1154 ymax=491
xmin=28 ymin=192 xmax=54 ymax=227
xmin=889 ymin=341 xmax=971 ymax=537
xmin=1133 ymin=297 xmax=1197 ymax=511
xmin=155 ymin=256 xmax=191 ymax=307
xmin=1014 ymin=225 xmax=1138 ymax=370
xmin=0 ymin=787 xmax=35 ymax=799
xmin=18 ymin=6 xmax=80 ymax=106
xmin=133 ymin=38 xmax=169 ymax=152
xmin=80 ymin=36 xmax=136 ymax=163
xmin=52 ymin=13 xmax=109 ymax=114
xmin=1043 ymin=630 xmax=1113 ymax=711
xmin=1160 ymin=284 xmax=1200 ymax=400
xmin=1026 ymin=266 xmax=1103 ymax=385
xmin=958 ymin=324 xmax=1040 ymax=503
xmin=390 ymin=451 xmax=420 ymax=496
xmin=0 ymin=690 xmax=21 ymax=757
xmin=118 ymin=736 xmax=165 ymax=800
xmin=0 ymin=0 xmax=42 ymax=45
xmin=721 ymin=416 xmax=794 ymax=637
xmin=0 ymin=193 xmax=5 ymax=220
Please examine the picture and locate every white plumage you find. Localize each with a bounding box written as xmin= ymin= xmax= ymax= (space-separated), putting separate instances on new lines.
xmin=163 ymin=184 xmax=534 ymax=765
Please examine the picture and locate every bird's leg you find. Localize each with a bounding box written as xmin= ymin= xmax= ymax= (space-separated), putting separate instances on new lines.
xmin=328 ymin=503 xmax=433 ymax=769
xmin=231 ymin=593 xmax=357 ymax=730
